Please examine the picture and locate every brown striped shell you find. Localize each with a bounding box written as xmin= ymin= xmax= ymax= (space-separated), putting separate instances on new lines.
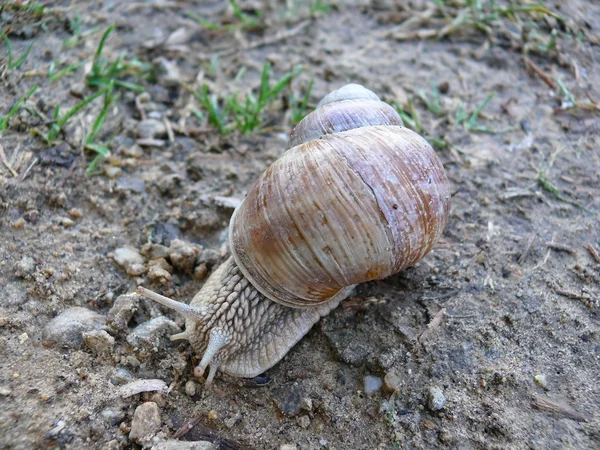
xmin=229 ymin=84 xmax=450 ymax=308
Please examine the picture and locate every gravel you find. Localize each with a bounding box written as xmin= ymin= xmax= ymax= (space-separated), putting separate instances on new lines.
xmin=42 ymin=307 xmax=107 ymax=349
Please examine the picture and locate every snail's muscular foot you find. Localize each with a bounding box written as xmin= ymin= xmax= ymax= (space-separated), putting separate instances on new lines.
xmin=137 ymin=257 xmax=350 ymax=385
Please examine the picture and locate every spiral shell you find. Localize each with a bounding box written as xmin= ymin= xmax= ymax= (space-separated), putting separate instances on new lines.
xmin=229 ymin=84 xmax=451 ymax=308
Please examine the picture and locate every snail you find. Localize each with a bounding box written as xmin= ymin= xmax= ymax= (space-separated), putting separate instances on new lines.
xmin=137 ymin=84 xmax=451 ymax=385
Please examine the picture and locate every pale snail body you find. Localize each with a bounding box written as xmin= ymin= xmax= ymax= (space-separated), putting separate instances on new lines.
xmin=137 ymin=84 xmax=451 ymax=384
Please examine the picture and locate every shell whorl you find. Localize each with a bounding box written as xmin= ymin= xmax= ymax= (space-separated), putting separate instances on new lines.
xmin=230 ymin=84 xmax=450 ymax=308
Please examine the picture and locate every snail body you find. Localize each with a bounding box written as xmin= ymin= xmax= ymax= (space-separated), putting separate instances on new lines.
xmin=137 ymin=84 xmax=450 ymax=384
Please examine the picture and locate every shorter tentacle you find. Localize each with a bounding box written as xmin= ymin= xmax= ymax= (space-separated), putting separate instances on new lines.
xmin=194 ymin=327 xmax=231 ymax=382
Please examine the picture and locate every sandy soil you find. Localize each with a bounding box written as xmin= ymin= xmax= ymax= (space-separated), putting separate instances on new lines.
xmin=1 ymin=1 xmax=599 ymax=449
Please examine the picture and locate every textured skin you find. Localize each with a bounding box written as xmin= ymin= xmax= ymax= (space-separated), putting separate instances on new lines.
xmin=183 ymin=256 xmax=344 ymax=379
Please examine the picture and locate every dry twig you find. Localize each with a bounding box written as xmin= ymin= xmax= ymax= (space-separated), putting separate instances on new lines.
xmin=523 ymin=56 xmax=556 ymax=90
xmin=532 ymin=395 xmax=589 ymax=422
xmin=586 ymin=243 xmax=600 ymax=263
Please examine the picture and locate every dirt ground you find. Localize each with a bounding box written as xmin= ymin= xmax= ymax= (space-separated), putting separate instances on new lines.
xmin=1 ymin=1 xmax=600 ymax=449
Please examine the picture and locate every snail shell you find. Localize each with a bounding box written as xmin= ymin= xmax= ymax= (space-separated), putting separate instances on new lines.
xmin=230 ymin=83 xmax=450 ymax=308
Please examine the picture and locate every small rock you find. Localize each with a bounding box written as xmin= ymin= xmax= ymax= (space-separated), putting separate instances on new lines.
xmin=18 ymin=333 xmax=29 ymax=344
xmin=153 ymin=57 xmax=182 ymax=86
xmin=279 ymin=445 xmax=298 ymax=450
xmin=23 ymin=209 xmax=39 ymax=224
xmin=12 ymin=217 xmax=25 ymax=229
xmin=427 ymin=386 xmax=446 ymax=411
xmin=364 ymin=375 xmax=383 ymax=395
xmin=298 ymin=415 xmax=310 ymax=428
xmin=115 ymin=176 xmax=146 ymax=194
xmin=110 ymin=366 xmax=135 ymax=385
xmin=141 ymin=243 xmax=170 ymax=260
xmin=14 ymin=256 xmax=36 ymax=278
xmin=153 ymin=440 xmax=215 ymax=450
xmin=100 ymin=408 xmax=125 ymax=426
xmin=58 ymin=217 xmax=75 ymax=228
xmin=123 ymin=143 xmax=144 ymax=158
xmin=168 ymin=239 xmax=200 ymax=272
xmin=157 ymin=173 xmax=182 ymax=196
xmin=148 ymin=266 xmax=172 ymax=285
xmin=383 ymin=371 xmax=402 ymax=393
xmin=112 ymin=247 xmax=146 ymax=276
xmin=185 ymin=380 xmax=196 ymax=397
xmin=148 ymin=258 xmax=173 ymax=273
xmin=273 ymin=384 xmax=303 ymax=417
xmin=129 ymin=402 xmax=161 ymax=443
xmin=43 ymin=307 xmax=107 ymax=349
xmin=534 ymin=374 xmax=547 ymax=389
xmin=68 ymin=208 xmax=83 ymax=219
xmin=108 ymin=293 xmax=139 ymax=331
xmin=83 ymin=329 xmax=115 ymax=354
xmin=104 ymin=166 xmax=122 ymax=179
xmin=137 ymin=119 xmax=167 ymax=139
xmin=0 ymin=387 xmax=11 ymax=396
xmin=0 ymin=281 xmax=29 ymax=307
xmin=127 ymin=316 xmax=180 ymax=349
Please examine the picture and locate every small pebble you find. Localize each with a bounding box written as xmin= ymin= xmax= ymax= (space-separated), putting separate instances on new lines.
xmin=104 ymin=166 xmax=122 ymax=179
xmin=169 ymin=239 xmax=200 ymax=272
xmin=14 ymin=256 xmax=36 ymax=278
xmin=280 ymin=445 xmax=297 ymax=450
xmin=141 ymin=243 xmax=170 ymax=260
xmin=68 ymin=208 xmax=83 ymax=219
xmin=127 ymin=316 xmax=180 ymax=349
xmin=23 ymin=209 xmax=39 ymax=224
xmin=196 ymin=249 xmax=220 ymax=268
xmin=100 ymin=408 xmax=125 ymax=426
xmin=153 ymin=57 xmax=182 ymax=86
xmin=383 ymin=371 xmax=401 ymax=393
xmin=148 ymin=266 xmax=172 ymax=284
xmin=18 ymin=333 xmax=29 ymax=344
xmin=42 ymin=307 xmax=107 ymax=349
xmin=138 ymin=119 xmax=167 ymax=139
xmin=193 ymin=263 xmax=208 ymax=280
xmin=208 ymin=410 xmax=217 ymax=420
xmin=153 ymin=440 xmax=216 ymax=450
xmin=108 ymin=293 xmax=139 ymax=331
xmin=112 ymin=247 xmax=146 ymax=276
xmin=129 ymin=402 xmax=161 ymax=443
xmin=12 ymin=217 xmax=25 ymax=229
xmin=58 ymin=217 xmax=75 ymax=228
xmin=364 ymin=375 xmax=383 ymax=395
xmin=185 ymin=380 xmax=197 ymax=397
xmin=298 ymin=415 xmax=310 ymax=428
xmin=82 ymin=329 xmax=115 ymax=354
xmin=534 ymin=374 xmax=547 ymax=389
xmin=427 ymin=386 xmax=446 ymax=411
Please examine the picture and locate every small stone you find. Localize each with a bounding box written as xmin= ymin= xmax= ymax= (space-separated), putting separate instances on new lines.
xmin=58 ymin=217 xmax=75 ymax=228
xmin=23 ymin=209 xmax=39 ymax=224
xmin=0 ymin=281 xmax=29 ymax=307
xmin=127 ymin=316 xmax=180 ymax=349
xmin=115 ymin=176 xmax=146 ymax=194
xmin=383 ymin=371 xmax=402 ymax=393
xmin=123 ymin=143 xmax=144 ymax=158
xmin=273 ymin=385 xmax=303 ymax=417
xmin=18 ymin=333 xmax=29 ymax=344
xmin=207 ymin=410 xmax=217 ymax=420
xmin=185 ymin=380 xmax=196 ymax=397
xmin=68 ymin=208 xmax=83 ymax=219
xmin=153 ymin=440 xmax=215 ymax=450
xmin=427 ymin=386 xmax=446 ymax=411
xmin=0 ymin=387 xmax=11 ymax=396
xmin=14 ymin=256 xmax=36 ymax=278
xmin=148 ymin=258 xmax=173 ymax=273
xmin=138 ymin=119 xmax=167 ymax=139
xmin=12 ymin=217 xmax=25 ymax=229
xmin=83 ymin=329 xmax=115 ymax=354
xmin=108 ymin=293 xmax=139 ymax=331
xmin=157 ymin=174 xmax=182 ymax=196
xmin=118 ymin=379 xmax=167 ymax=398
xmin=534 ymin=374 xmax=547 ymax=388
xmin=298 ymin=415 xmax=310 ymax=428
xmin=364 ymin=375 xmax=383 ymax=395
xmin=153 ymin=57 xmax=182 ymax=86
xmin=100 ymin=408 xmax=125 ymax=426
xmin=148 ymin=266 xmax=172 ymax=284
xmin=43 ymin=307 xmax=107 ymax=349
xmin=111 ymin=366 xmax=135 ymax=385
xmin=112 ymin=247 xmax=146 ymax=276
xmin=280 ymin=445 xmax=297 ymax=450
xmin=129 ymin=402 xmax=161 ymax=443
xmin=141 ymin=243 xmax=170 ymax=260
xmin=104 ymin=166 xmax=122 ymax=179
xmin=168 ymin=239 xmax=200 ymax=272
